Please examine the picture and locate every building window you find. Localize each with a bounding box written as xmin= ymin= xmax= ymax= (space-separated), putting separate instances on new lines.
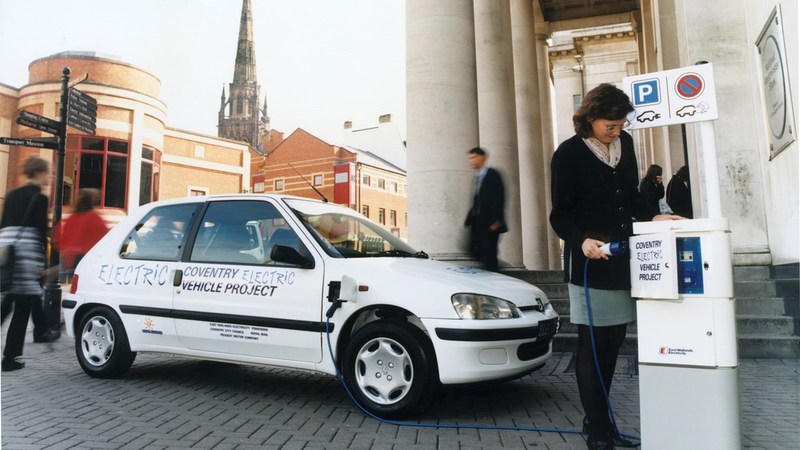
xmin=390 ymin=210 xmax=397 ymax=226
xmin=313 ymin=174 xmax=323 ymax=186
xmin=139 ymin=146 xmax=161 ymax=206
xmin=573 ymin=94 xmax=582 ymax=112
xmin=362 ymin=174 xmax=371 ymax=186
xmin=254 ymin=182 xmax=265 ymax=193
xmin=65 ymin=135 xmax=130 ymax=209
xmin=189 ymin=187 xmax=207 ymax=196
xmin=378 ymin=208 xmax=386 ymax=225
xmin=335 ymin=172 xmax=348 ymax=183
xmin=362 ymin=205 xmax=369 ymax=218
xmin=275 ymin=179 xmax=285 ymax=191
xmin=390 ymin=181 xmax=398 ymax=193
xmin=236 ymin=95 xmax=244 ymax=114
xmin=377 ymin=178 xmax=386 ymax=190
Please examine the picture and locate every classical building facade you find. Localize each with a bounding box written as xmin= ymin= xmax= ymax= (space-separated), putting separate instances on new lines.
xmin=406 ymin=0 xmax=798 ymax=271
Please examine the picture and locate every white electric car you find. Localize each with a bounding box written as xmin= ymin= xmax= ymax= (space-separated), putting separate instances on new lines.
xmin=63 ymin=194 xmax=559 ymax=418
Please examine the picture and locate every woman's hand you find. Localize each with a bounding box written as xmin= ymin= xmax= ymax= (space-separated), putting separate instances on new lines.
xmin=653 ymin=214 xmax=685 ymax=221
xmin=582 ymin=238 xmax=609 ymax=260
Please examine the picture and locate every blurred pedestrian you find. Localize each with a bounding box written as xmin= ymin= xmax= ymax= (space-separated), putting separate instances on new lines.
xmin=667 ymin=165 xmax=693 ymax=218
xmin=464 ymin=147 xmax=507 ymax=271
xmin=639 ymin=164 xmax=669 ymax=217
xmin=550 ymin=83 xmax=682 ymax=449
xmin=0 ymin=156 xmax=58 ymax=371
xmin=52 ymin=188 xmax=109 ymax=281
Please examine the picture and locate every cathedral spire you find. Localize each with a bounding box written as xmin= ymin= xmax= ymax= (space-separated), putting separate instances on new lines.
xmin=233 ymin=0 xmax=257 ymax=84
xmin=218 ymin=0 xmax=268 ymax=148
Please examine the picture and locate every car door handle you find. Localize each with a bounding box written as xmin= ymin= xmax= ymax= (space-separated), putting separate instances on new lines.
xmin=173 ymin=269 xmax=183 ymax=287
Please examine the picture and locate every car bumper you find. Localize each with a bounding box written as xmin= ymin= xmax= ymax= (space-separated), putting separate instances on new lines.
xmin=422 ymin=315 xmax=558 ymax=384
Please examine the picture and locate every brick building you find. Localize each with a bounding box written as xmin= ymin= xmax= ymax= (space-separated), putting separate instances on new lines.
xmin=258 ymin=127 xmax=408 ymax=238
xmin=0 ymin=52 xmax=250 ymax=226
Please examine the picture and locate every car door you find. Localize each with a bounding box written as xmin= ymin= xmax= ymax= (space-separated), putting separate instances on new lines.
xmin=113 ymin=202 xmax=203 ymax=348
xmin=173 ymin=198 xmax=326 ymax=363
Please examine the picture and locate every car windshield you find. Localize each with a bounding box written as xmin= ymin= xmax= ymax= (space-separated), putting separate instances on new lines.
xmin=284 ymin=198 xmax=426 ymax=259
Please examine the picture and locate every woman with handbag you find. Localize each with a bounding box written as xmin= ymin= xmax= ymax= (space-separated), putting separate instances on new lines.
xmin=0 ymin=156 xmax=58 ymax=371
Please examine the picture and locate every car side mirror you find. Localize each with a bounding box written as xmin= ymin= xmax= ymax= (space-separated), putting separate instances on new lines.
xmin=270 ymin=244 xmax=314 ymax=269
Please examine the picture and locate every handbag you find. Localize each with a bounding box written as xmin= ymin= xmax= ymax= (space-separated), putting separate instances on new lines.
xmin=0 ymin=196 xmax=38 ymax=292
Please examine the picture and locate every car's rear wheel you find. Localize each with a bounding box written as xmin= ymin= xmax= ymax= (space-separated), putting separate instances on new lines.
xmin=342 ymin=320 xmax=438 ymax=419
xmin=75 ymin=306 xmax=136 ymax=378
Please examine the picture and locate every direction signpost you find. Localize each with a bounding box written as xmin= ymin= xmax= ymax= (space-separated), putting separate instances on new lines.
xmin=0 ymin=136 xmax=58 ymax=150
xmin=15 ymin=115 xmax=60 ymax=135
xmin=67 ymin=87 xmax=97 ymax=135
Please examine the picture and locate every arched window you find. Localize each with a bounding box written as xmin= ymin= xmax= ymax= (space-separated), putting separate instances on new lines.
xmin=236 ymin=95 xmax=244 ymax=114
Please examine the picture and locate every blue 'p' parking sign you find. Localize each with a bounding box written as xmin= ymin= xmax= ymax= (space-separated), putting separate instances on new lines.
xmin=623 ymin=63 xmax=718 ymax=130
xmin=632 ymin=79 xmax=660 ymax=106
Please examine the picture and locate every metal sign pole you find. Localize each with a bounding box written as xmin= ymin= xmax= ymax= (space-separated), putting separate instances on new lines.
xmin=43 ymin=67 xmax=70 ymax=330
xmin=699 ymin=120 xmax=723 ymax=218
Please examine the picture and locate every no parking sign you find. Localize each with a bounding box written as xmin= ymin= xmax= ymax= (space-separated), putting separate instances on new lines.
xmin=623 ymin=63 xmax=719 ymax=130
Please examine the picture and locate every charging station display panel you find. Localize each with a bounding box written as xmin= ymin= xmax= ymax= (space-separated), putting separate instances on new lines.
xmin=630 ymin=232 xmax=678 ymax=299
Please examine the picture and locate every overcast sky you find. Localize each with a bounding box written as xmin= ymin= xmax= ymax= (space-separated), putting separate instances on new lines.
xmin=0 ymin=0 xmax=406 ymax=145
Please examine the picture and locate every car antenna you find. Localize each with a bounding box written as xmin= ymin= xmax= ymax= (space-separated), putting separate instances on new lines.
xmin=288 ymin=162 xmax=328 ymax=203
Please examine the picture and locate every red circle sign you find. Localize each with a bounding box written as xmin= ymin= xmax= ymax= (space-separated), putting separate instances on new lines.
xmin=675 ymin=73 xmax=704 ymax=100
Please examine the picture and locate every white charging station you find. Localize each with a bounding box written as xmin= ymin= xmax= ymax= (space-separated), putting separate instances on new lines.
xmin=631 ymin=219 xmax=740 ymax=449
xmin=624 ymin=64 xmax=742 ymax=449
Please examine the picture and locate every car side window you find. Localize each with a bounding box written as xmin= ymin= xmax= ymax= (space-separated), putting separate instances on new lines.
xmin=120 ymin=203 xmax=201 ymax=261
xmin=189 ymin=200 xmax=308 ymax=266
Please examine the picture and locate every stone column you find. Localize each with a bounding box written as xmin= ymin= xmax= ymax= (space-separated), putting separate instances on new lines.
xmin=533 ymin=17 xmax=562 ymax=269
xmin=406 ymin=0 xmax=479 ymax=259
xmin=473 ymin=0 xmax=523 ymax=268
xmin=510 ymin=0 xmax=548 ymax=269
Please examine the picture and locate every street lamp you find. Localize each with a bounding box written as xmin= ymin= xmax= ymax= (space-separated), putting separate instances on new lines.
xmin=572 ymin=54 xmax=586 ymax=99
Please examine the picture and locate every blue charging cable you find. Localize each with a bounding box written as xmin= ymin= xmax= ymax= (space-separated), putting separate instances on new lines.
xmin=584 ymin=257 xmax=642 ymax=446
xmin=322 ymin=259 xmax=641 ymax=445
xmin=324 ymin=316 xmax=584 ymax=436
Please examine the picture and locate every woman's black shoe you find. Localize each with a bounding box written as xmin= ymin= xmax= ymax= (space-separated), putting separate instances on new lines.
xmin=609 ymin=433 xmax=638 ymax=448
xmin=1 ymin=357 xmax=25 ymax=371
xmin=586 ymin=437 xmax=614 ymax=450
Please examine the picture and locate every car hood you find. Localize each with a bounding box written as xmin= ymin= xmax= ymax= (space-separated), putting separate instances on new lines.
xmin=329 ymin=257 xmax=549 ymax=317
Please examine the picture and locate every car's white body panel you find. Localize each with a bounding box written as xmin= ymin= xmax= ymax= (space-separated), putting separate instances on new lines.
xmin=64 ymin=194 xmax=558 ymax=385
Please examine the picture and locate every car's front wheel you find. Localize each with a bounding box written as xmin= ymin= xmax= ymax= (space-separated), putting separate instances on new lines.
xmin=75 ymin=306 xmax=136 ymax=378
xmin=341 ymin=320 xmax=439 ymax=419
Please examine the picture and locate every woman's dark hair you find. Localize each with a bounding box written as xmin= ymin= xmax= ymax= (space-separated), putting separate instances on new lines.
xmin=23 ymin=156 xmax=49 ymax=179
xmin=74 ymin=188 xmax=101 ymax=213
xmin=573 ymin=83 xmax=634 ymax=138
xmin=644 ymin=164 xmax=663 ymax=181
xmin=676 ymin=165 xmax=689 ymax=181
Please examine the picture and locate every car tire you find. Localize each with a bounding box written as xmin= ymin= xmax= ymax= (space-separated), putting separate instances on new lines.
xmin=342 ymin=320 xmax=439 ymax=419
xmin=75 ymin=306 xmax=136 ymax=378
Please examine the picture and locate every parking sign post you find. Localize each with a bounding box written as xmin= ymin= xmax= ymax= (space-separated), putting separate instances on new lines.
xmin=624 ymin=63 xmax=740 ymax=448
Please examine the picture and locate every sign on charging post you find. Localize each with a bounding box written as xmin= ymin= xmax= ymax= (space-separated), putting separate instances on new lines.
xmin=629 ymin=232 xmax=678 ymax=300
xmin=623 ymin=63 xmax=719 ymax=129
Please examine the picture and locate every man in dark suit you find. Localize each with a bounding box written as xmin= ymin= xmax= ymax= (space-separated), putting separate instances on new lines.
xmin=464 ymin=147 xmax=507 ymax=271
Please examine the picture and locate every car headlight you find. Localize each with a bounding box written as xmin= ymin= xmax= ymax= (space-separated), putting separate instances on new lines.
xmin=451 ymin=293 xmax=522 ymax=319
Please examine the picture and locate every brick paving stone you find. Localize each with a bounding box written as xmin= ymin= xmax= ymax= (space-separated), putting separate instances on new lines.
xmin=2 ymin=325 xmax=799 ymax=449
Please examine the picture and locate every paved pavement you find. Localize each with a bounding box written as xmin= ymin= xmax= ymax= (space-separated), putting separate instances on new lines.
xmin=1 ymin=325 xmax=798 ymax=449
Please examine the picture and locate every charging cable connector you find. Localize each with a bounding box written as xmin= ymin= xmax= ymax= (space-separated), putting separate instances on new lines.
xmin=599 ymin=241 xmax=627 ymax=256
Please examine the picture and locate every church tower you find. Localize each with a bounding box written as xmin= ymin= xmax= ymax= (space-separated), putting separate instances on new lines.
xmin=218 ymin=0 xmax=270 ymax=148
